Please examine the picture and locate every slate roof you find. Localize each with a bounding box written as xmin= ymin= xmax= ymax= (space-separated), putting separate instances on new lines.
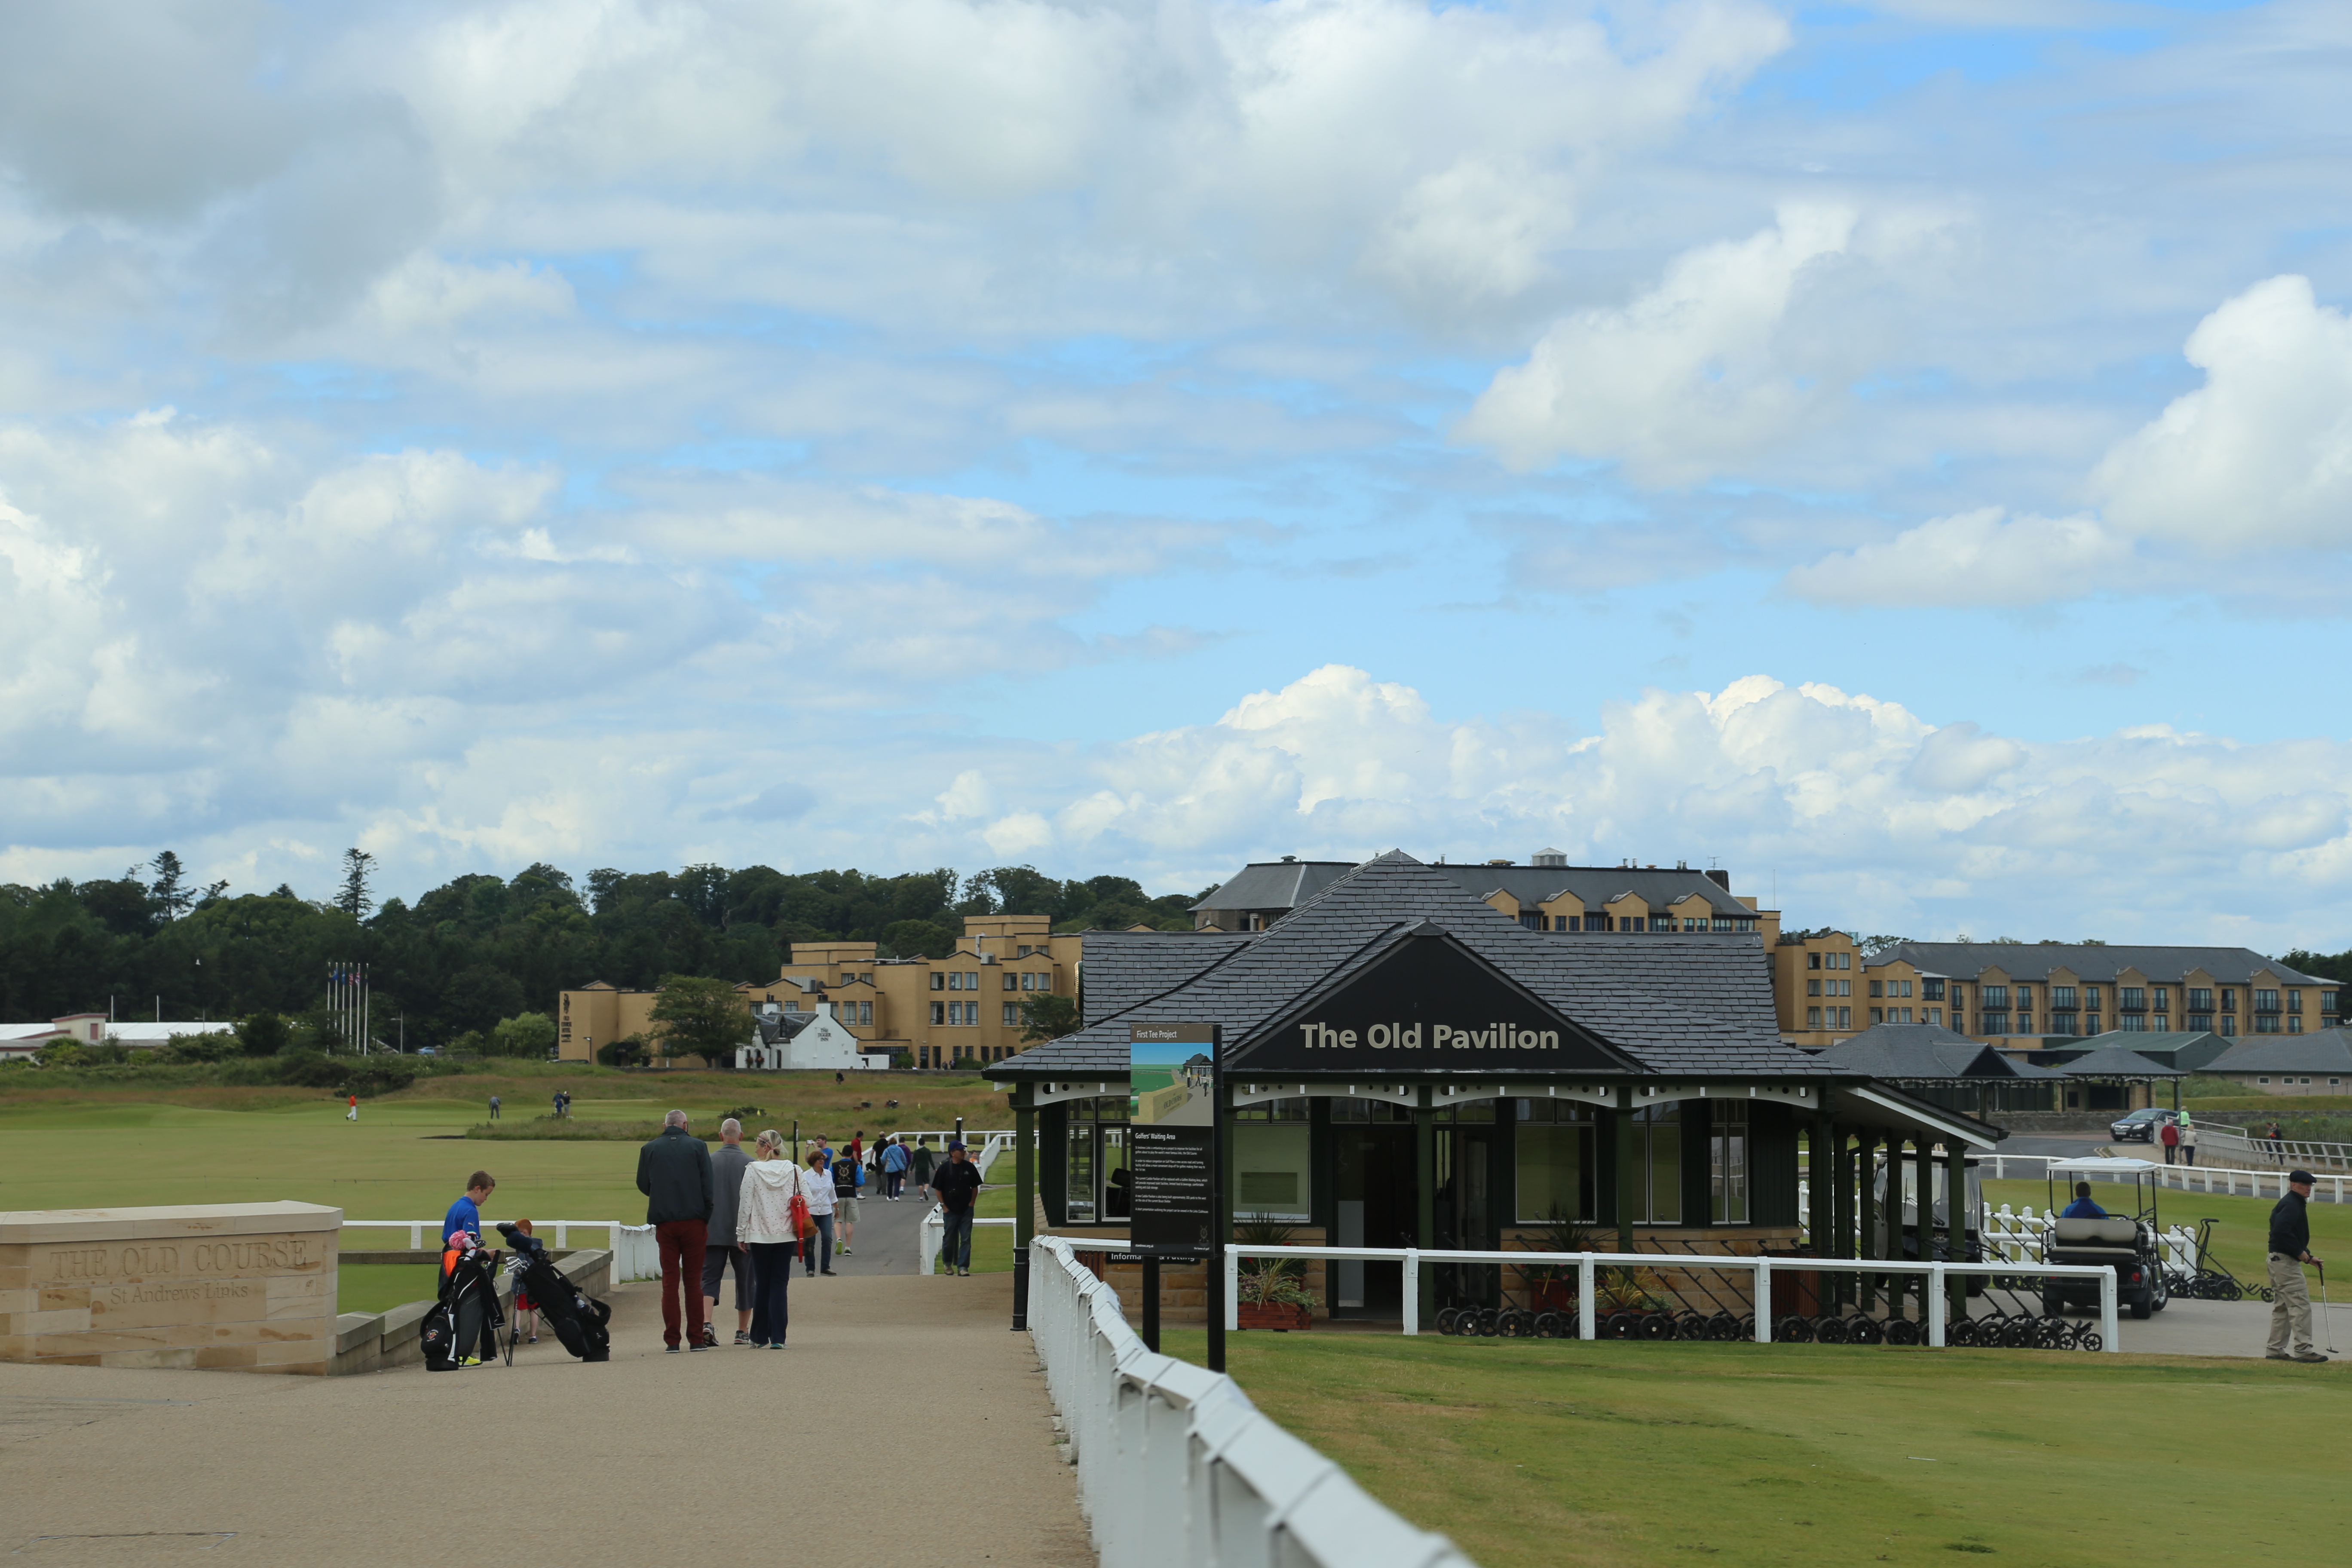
xmin=2049 ymin=1044 xmax=2183 ymax=1079
xmin=1428 ymin=863 xmax=1753 ymax=918
xmin=754 ymin=1013 xmax=822 ymax=1045
xmin=2203 ymin=1031 xmax=2352 ymax=1076
xmin=1813 ymin=1024 xmax=2058 ymax=1080
xmin=1189 ymin=860 xmax=1358 ymax=915
xmin=1078 ymin=928 xmax=1260 ymax=1021
xmin=1868 ymin=942 xmax=2330 ymax=987
xmin=997 ymin=850 xmax=1813 ymax=1081
xmin=2034 ymin=1030 xmax=2234 ymax=1073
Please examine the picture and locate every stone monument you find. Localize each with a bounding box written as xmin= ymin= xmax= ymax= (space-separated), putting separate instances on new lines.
xmin=1 ymin=1201 xmax=340 ymax=1374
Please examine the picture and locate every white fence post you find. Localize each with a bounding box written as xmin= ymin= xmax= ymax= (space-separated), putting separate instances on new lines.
xmin=1927 ymin=1264 xmax=1947 ymax=1348
xmin=919 ymin=1205 xmax=942 ymax=1276
xmin=1579 ymin=1256 xmax=1596 ymax=1341
xmin=2100 ymin=1266 xmax=2119 ymax=1353
xmin=1753 ymin=1257 xmax=1773 ymax=1343
xmin=1224 ymin=1245 xmax=1240 ymax=1332
xmin=1402 ymin=1250 xmax=1419 ymax=1337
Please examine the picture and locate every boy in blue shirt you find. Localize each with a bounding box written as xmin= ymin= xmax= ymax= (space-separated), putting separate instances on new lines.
xmin=2059 ymin=1181 xmax=2106 ymax=1219
xmin=444 ymin=1171 xmax=496 ymax=1248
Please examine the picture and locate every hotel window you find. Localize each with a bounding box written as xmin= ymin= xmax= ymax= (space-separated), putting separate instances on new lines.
xmin=1003 ymin=972 xmax=1018 ymax=991
xmin=1809 ymin=953 xmax=1822 ymax=970
xmin=1807 ymin=979 xmax=1822 ymax=996
xmin=2188 ymin=987 xmax=2214 ymax=1013
xmin=1836 ymin=1007 xmax=1852 ymax=1029
xmin=1002 ymin=1002 xmax=1019 ymax=1026
xmin=2052 ymin=1011 xmax=2078 ymax=1035
xmin=1869 ymin=980 xmax=1883 ymax=998
xmin=2153 ymin=1015 xmax=2168 ymax=1031
xmin=2188 ymin=1012 xmax=2214 ymax=1031
xmin=2289 ymin=990 xmax=2304 ymax=1014
xmin=2153 ymin=987 xmax=2170 ymax=1011
xmin=2083 ymin=986 xmax=2101 ymax=1009
xmin=1983 ymin=986 xmax=2009 ymax=1008
xmin=1981 ymin=1011 xmax=2010 ymax=1035
xmin=859 ymin=1001 xmax=873 ymax=1025
xmin=2052 ymin=986 xmax=2078 ymax=1009
xmin=2219 ymin=1015 xmax=2237 ymax=1036
xmin=2222 ymin=988 xmax=2236 ymax=1012
xmin=1807 ymin=1007 xmax=1822 ymax=1028
xmin=2257 ymin=989 xmax=2281 ymax=1014
xmin=1711 ymin=1103 xmax=1749 ymax=1225
xmin=930 ymin=973 xmax=945 ymax=992
xmin=1926 ymin=1007 xmax=1943 ymax=1024
xmin=1634 ymin=1104 xmax=1681 ymax=1224
xmin=1923 ymin=978 xmax=1945 ymax=1001
xmin=2257 ymin=1014 xmax=2282 ymax=1033
xmin=2017 ymin=1011 xmax=2033 ymax=1034
xmin=2290 ymin=1016 xmax=2303 ymax=1033
xmin=1871 ymin=1008 xmax=1884 ymax=1024
xmin=1515 ymin=1100 xmax=1595 ymax=1222
xmin=2120 ymin=987 xmax=2146 ymax=1012
xmin=930 ymin=1001 xmax=945 ymax=1026
xmin=2120 ymin=1015 xmax=2144 ymax=1032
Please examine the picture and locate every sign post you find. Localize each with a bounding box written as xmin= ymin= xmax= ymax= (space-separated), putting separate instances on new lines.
xmin=1129 ymin=1021 xmax=1223 ymax=1369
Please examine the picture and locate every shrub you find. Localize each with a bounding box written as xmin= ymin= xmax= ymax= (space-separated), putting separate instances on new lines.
xmin=163 ymin=1032 xmax=241 ymax=1065
xmin=491 ymin=1011 xmax=557 ymax=1058
xmin=597 ymin=1035 xmax=647 ymax=1068
xmin=238 ymin=1011 xmax=292 ymax=1057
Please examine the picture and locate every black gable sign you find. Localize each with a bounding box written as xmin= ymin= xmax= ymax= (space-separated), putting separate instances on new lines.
xmin=1233 ymin=928 xmax=1633 ymax=1074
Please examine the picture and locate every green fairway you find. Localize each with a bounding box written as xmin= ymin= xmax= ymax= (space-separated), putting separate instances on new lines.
xmin=0 ymin=1070 xmax=1011 ymax=1225
xmin=1159 ymin=1330 xmax=2352 ymax=1567
xmin=338 ymin=1263 xmax=444 ymax=1316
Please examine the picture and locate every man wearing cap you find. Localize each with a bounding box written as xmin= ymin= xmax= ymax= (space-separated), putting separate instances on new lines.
xmin=932 ymin=1141 xmax=984 ymax=1277
xmin=2266 ymin=1169 xmax=2328 ymax=1363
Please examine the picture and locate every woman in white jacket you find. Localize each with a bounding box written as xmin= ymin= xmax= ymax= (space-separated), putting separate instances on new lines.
xmin=737 ymin=1130 xmax=815 ymax=1348
xmin=800 ymin=1146 xmax=839 ymax=1277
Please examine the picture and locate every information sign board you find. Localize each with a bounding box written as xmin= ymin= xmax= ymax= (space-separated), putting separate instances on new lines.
xmin=1129 ymin=1021 xmax=1218 ymax=1257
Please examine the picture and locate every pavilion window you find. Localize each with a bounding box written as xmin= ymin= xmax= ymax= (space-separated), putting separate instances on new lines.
xmin=1710 ymin=1103 xmax=1749 ymax=1225
xmin=1514 ymin=1099 xmax=1594 ymax=1222
xmin=1634 ymin=1104 xmax=1681 ymax=1224
xmin=1233 ymin=1099 xmax=1311 ymax=1219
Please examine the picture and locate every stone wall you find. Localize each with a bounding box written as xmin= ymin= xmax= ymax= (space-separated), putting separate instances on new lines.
xmin=1 ymin=1202 xmax=341 ymax=1375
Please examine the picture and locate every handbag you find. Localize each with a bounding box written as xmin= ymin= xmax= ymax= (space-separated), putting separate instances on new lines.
xmin=788 ymin=1179 xmax=812 ymax=1242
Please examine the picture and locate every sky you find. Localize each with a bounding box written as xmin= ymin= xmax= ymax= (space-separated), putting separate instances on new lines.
xmin=4 ymin=0 xmax=2352 ymax=950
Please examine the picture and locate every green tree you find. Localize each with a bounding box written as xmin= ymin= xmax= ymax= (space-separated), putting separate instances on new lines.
xmin=878 ymin=918 xmax=955 ymax=959
xmin=336 ymin=848 xmax=377 ymax=920
xmin=148 ymin=851 xmax=190 ymax=920
xmin=491 ymin=1011 xmax=557 ymax=1058
xmin=236 ymin=1011 xmax=291 ymax=1057
xmin=1019 ymin=991 xmax=1079 ymax=1042
xmin=649 ymin=974 xmax=748 ymax=1065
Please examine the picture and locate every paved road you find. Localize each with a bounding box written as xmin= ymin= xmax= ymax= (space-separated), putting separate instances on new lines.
xmin=0 ymin=1273 xmax=1087 ymax=1568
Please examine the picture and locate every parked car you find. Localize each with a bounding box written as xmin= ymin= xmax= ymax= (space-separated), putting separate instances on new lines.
xmin=2108 ymin=1107 xmax=2179 ymax=1142
xmin=416 ymin=1046 xmax=439 ymax=1057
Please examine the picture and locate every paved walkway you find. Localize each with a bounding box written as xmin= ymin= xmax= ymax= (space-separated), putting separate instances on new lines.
xmin=2098 ymin=1295 xmax=2348 ymax=1359
xmin=1 ymin=1272 xmax=1089 ymax=1567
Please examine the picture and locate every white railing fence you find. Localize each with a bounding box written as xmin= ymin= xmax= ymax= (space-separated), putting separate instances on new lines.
xmin=1978 ymin=1152 xmax=2352 ymax=1203
xmin=339 ymin=1219 xmax=660 ymax=1281
xmin=918 ymin=1204 xmax=1017 ymax=1274
xmin=1030 ymin=1236 xmax=1477 ymax=1568
xmin=2191 ymin=1125 xmax=2352 ymax=1173
xmin=1219 ymin=1244 xmax=2122 ymax=1352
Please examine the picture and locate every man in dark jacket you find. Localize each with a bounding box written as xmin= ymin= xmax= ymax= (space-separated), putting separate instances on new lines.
xmin=637 ymin=1109 xmax=716 ymax=1353
xmin=2266 ymin=1169 xmax=2327 ymax=1363
xmin=932 ymin=1142 xmax=984 ymax=1277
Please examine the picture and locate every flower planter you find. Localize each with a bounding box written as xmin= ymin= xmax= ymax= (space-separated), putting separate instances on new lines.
xmin=1528 ymin=1279 xmax=1577 ymax=1311
xmin=1237 ymin=1302 xmax=1314 ymax=1332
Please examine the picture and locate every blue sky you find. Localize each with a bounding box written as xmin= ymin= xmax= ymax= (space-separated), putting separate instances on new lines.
xmin=3 ymin=0 xmax=2351 ymax=950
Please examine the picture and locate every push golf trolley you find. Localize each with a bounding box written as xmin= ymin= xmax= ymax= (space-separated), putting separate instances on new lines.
xmin=2165 ymin=1215 xmax=2274 ymax=1302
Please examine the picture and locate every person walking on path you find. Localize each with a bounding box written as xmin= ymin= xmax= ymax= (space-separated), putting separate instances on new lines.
xmin=736 ymin=1128 xmax=814 ymax=1348
xmin=346 ymin=1093 xmax=358 ymax=1123
xmin=911 ymin=1136 xmax=937 ymax=1198
xmin=2180 ymin=1113 xmax=2199 ymax=1167
xmin=702 ymin=1118 xmax=756 ymax=1346
xmin=637 ymin=1109 xmax=716 ymax=1353
xmin=801 ymin=1146 xmax=839 ymax=1276
xmin=490 ymin=1093 xmax=502 ymax=1122
xmin=881 ymin=1136 xmax=910 ymax=1200
xmin=832 ymin=1142 xmax=865 ymax=1256
xmin=2159 ymin=1117 xmax=2180 ymax=1164
xmin=2267 ymin=1169 xmax=2329 ymax=1362
xmin=933 ymin=1141 xmax=983 ymax=1277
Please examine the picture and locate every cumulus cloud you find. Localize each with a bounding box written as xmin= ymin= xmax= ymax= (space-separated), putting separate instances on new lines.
xmin=2092 ymin=275 xmax=2352 ymax=551
xmin=1783 ymin=507 xmax=2133 ymax=606
xmin=1458 ymin=206 xmax=1857 ymax=484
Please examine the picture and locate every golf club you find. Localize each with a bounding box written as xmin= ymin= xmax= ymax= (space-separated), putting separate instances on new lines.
xmin=2320 ymin=1262 xmax=2337 ymax=1355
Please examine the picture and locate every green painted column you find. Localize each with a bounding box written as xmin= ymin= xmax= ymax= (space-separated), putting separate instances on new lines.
xmin=1614 ymin=1088 xmax=1637 ymax=1255
xmin=1014 ymin=1095 xmax=1036 ymax=1250
xmin=1414 ymin=1087 xmax=1438 ymax=1326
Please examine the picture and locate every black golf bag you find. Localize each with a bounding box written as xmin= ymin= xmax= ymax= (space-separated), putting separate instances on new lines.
xmin=496 ymin=1223 xmax=611 ymax=1362
xmin=423 ymin=1247 xmax=504 ymax=1371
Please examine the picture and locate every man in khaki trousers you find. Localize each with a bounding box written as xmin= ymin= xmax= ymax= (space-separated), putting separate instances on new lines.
xmin=2266 ymin=1170 xmax=2327 ymax=1363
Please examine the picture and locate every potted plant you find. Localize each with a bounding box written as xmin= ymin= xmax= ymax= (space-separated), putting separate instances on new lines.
xmin=1236 ymin=1219 xmax=1315 ymax=1330
xmin=1515 ymin=1206 xmax=1596 ymax=1311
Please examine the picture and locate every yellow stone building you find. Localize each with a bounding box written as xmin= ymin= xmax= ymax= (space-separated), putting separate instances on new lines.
xmin=557 ymin=913 xmax=1083 ymax=1068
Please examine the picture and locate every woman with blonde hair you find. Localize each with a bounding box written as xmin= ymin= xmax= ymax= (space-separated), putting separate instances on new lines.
xmin=736 ymin=1129 xmax=814 ymax=1348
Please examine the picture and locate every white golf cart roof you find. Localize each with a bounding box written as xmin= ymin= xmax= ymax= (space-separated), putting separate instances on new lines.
xmin=2049 ymin=1156 xmax=2164 ymax=1174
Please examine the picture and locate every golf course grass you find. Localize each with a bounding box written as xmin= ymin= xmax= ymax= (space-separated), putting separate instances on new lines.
xmin=0 ymin=1068 xmax=1018 ymax=1312
xmin=1160 ymin=1329 xmax=2350 ymax=1567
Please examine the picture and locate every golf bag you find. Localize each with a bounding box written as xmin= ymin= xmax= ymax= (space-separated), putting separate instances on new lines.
xmin=496 ymin=1223 xmax=611 ymax=1362
xmin=423 ymin=1246 xmax=504 ymax=1371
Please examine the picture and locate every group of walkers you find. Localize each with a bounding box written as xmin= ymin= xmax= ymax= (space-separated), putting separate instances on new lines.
xmin=637 ymin=1112 xmax=988 ymax=1351
xmin=2156 ymin=1112 xmax=2199 ymax=1164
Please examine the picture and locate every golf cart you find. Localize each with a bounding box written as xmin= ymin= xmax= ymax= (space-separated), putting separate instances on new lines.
xmin=2043 ymin=1156 xmax=2168 ymax=1320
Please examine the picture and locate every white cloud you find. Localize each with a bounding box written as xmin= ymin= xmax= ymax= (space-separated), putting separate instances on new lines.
xmin=1784 ymin=507 xmax=2133 ymax=606
xmin=1458 ymin=205 xmax=1858 ymax=484
xmin=2092 ymin=275 xmax=2352 ymax=551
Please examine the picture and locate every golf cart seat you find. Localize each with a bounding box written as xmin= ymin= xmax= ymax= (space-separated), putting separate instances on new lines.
xmin=2049 ymin=1217 xmax=2140 ymax=1261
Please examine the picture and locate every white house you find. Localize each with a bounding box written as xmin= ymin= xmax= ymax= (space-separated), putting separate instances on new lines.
xmin=736 ymin=1002 xmax=875 ymax=1072
xmin=0 ymin=1014 xmax=236 ymax=1062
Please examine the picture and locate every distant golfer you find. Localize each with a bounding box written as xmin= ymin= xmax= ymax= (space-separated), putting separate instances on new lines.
xmin=2059 ymin=1182 xmax=2106 ymax=1219
xmin=2266 ymin=1170 xmax=2328 ymax=1363
xmin=346 ymin=1093 xmax=358 ymax=1123
xmin=490 ymin=1093 xmax=501 ymax=1121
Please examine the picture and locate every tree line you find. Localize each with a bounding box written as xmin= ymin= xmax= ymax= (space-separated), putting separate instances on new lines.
xmin=0 ymin=853 xmax=1207 ymax=1050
